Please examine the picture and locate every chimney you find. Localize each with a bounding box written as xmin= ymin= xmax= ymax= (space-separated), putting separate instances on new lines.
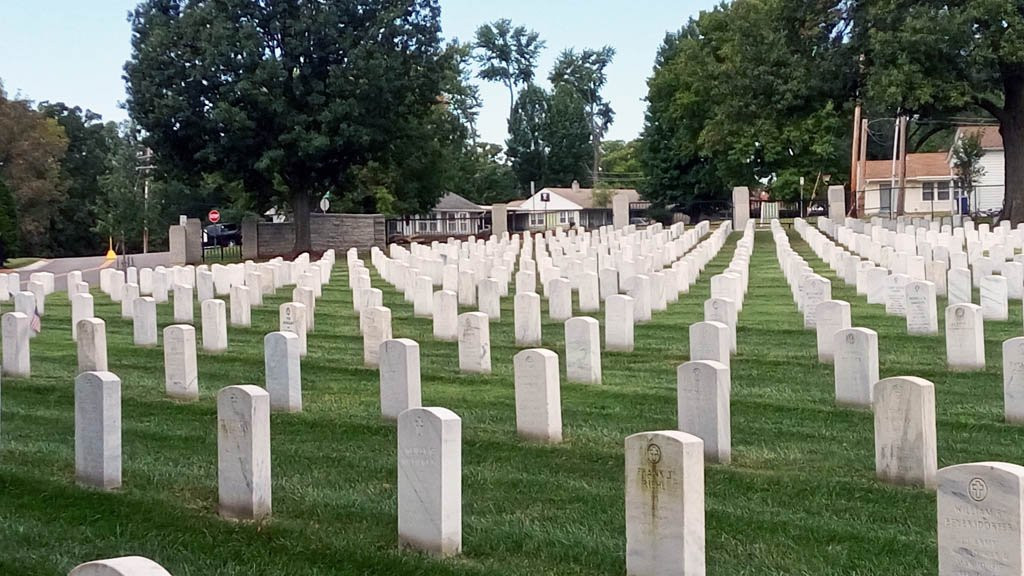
xmin=571 ymin=179 xmax=580 ymax=193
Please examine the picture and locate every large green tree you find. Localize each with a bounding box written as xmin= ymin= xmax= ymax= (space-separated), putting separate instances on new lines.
xmin=37 ymin=102 xmax=120 ymax=256
xmin=0 ymin=84 xmax=68 ymax=255
xmin=549 ymin=47 xmax=615 ymax=183
xmin=472 ymin=19 xmax=545 ymax=118
xmin=544 ymin=85 xmax=591 ymax=186
xmin=641 ymin=0 xmax=854 ymax=211
xmin=600 ymin=139 xmax=643 ymax=188
xmin=0 ymin=178 xmax=18 ymax=258
xmin=94 ymin=123 xmax=154 ymax=254
xmin=506 ymin=84 xmax=549 ymax=192
xmin=445 ymin=142 xmax=519 ymax=205
xmin=862 ymin=0 xmax=1024 ymax=221
xmin=125 ymin=0 xmax=453 ymax=252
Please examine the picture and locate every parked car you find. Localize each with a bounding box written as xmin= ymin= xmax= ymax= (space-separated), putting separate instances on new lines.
xmin=203 ymin=223 xmax=242 ymax=247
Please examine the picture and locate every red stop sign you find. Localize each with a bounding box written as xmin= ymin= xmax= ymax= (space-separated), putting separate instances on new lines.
xmin=208 ymin=209 xmax=221 ymax=223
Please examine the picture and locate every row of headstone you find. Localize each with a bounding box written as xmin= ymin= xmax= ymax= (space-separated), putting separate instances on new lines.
xmin=778 ymin=221 xmax=989 ymax=380
xmin=0 ymin=271 xmax=54 ymax=304
xmin=60 ymin=456 xmax=1024 ymax=576
xmin=351 ymin=221 xmax=735 ymax=373
xmin=796 ymin=219 xmax=947 ymax=334
xmin=815 ymin=216 xmax=1023 ymax=324
xmin=772 ymin=223 xmax=880 ymax=407
xmin=369 ymin=220 xmax=720 ymax=332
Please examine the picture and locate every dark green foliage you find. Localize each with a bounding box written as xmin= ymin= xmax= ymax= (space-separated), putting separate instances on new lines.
xmin=446 ymin=142 xmax=520 ymax=205
xmin=0 ymin=86 xmax=68 ymax=255
xmin=93 ymin=124 xmax=158 ymax=254
xmin=0 ymin=178 xmax=19 ymax=257
xmin=549 ymin=47 xmax=615 ymax=179
xmin=505 ymin=83 xmax=593 ymax=192
xmin=125 ymin=0 xmax=455 ymax=251
xmin=600 ymin=140 xmax=643 ymax=189
xmin=506 ymin=85 xmax=549 ymax=192
xmin=544 ymin=85 xmax=592 ymax=187
xmin=861 ymin=0 xmax=1024 ymax=221
xmin=953 ymin=131 xmax=986 ymax=203
xmin=640 ymin=0 xmax=854 ymax=208
xmin=37 ymin=103 xmax=120 ymax=256
xmin=473 ymin=19 xmax=545 ymax=117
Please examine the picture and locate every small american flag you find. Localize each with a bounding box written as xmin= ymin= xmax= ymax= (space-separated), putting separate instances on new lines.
xmin=30 ymin=309 xmax=41 ymax=334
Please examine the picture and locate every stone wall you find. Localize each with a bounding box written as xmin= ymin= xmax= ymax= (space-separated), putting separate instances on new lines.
xmin=246 ymin=214 xmax=386 ymax=258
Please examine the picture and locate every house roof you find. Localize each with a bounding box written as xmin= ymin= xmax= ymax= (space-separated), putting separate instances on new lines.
xmin=955 ymin=125 xmax=1003 ymax=150
xmin=505 ymin=186 xmax=643 ymax=211
xmin=863 ymin=152 xmax=952 ymax=182
xmin=545 ymin=187 xmax=641 ymax=209
xmin=433 ymin=192 xmax=484 ymax=212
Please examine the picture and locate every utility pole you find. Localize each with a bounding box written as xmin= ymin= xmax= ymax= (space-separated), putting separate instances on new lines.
xmin=136 ymin=147 xmax=155 ymax=254
xmin=889 ymin=116 xmax=900 ymax=218
xmin=850 ymin=103 xmax=862 ymax=197
xmin=896 ymin=115 xmax=908 ymax=217
xmin=856 ymin=118 xmax=868 ymax=216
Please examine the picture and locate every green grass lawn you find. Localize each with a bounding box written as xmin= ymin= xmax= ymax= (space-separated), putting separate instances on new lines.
xmin=1 ymin=229 xmax=1023 ymax=575
xmin=2 ymin=257 xmax=42 ymax=270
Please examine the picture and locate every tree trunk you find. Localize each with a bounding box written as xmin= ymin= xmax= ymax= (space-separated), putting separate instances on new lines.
xmin=292 ymin=189 xmax=312 ymax=254
xmin=508 ymin=82 xmax=516 ymax=122
xmin=1003 ymin=117 xmax=1024 ymax=224
xmin=1003 ymin=75 xmax=1024 ymax=224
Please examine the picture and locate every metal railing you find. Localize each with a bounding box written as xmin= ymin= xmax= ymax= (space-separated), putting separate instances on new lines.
xmin=386 ymin=215 xmax=491 ymax=243
xmin=203 ymin=244 xmax=242 ymax=263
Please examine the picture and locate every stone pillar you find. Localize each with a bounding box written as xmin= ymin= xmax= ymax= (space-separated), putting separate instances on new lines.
xmin=491 ymin=203 xmax=508 ymax=237
xmin=168 ymin=225 xmax=187 ymax=266
xmin=241 ymin=216 xmax=259 ymax=261
xmin=828 ymin=185 xmax=846 ymax=221
xmin=732 ymin=186 xmax=750 ymax=230
xmin=185 ymin=218 xmax=203 ymax=265
xmin=612 ymin=193 xmax=630 ymax=230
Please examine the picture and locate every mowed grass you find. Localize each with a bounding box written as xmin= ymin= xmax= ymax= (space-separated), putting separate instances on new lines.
xmin=1 ymin=229 xmax=1023 ymax=575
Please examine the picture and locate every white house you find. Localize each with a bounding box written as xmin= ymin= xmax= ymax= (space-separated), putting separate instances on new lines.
xmin=861 ymin=153 xmax=956 ymax=216
xmin=507 ymin=181 xmax=642 ymax=231
xmin=388 ymin=192 xmax=488 ymax=238
xmin=950 ymin=125 xmax=1005 ymax=213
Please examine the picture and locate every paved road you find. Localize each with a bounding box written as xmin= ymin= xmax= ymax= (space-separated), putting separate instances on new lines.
xmin=3 ymin=252 xmax=173 ymax=291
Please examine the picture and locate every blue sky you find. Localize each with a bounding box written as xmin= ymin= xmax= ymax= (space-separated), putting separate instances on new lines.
xmin=0 ymin=0 xmax=719 ymax=144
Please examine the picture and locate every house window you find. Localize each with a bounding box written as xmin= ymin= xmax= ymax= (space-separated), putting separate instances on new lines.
xmin=937 ymin=181 xmax=950 ymax=201
xmin=922 ymin=182 xmax=934 ymax=201
xmin=416 ymin=218 xmax=438 ymax=233
xmin=559 ymin=211 xmax=568 ymax=224
xmin=530 ymin=212 xmax=544 ymax=227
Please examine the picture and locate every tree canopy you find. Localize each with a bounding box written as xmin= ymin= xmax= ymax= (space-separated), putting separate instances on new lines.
xmin=549 ymin=47 xmax=616 ymax=182
xmin=473 ymin=19 xmax=545 ymax=118
xmin=641 ymin=0 xmax=855 ymax=210
xmin=0 ymin=86 xmax=68 ymax=255
xmin=125 ymin=0 xmax=458 ymax=252
xmin=862 ymin=0 xmax=1024 ymax=221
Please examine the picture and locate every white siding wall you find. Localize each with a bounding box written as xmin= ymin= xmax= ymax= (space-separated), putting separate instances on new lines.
xmin=862 ymin=181 xmax=955 ymax=215
xmin=975 ymin=152 xmax=1005 ymax=212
